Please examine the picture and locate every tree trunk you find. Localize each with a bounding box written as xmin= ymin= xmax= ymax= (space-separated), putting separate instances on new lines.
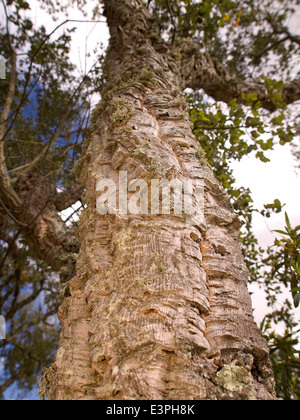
xmin=47 ymin=0 xmax=275 ymax=400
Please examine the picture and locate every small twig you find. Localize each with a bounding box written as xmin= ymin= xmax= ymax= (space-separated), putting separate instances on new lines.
xmin=253 ymin=36 xmax=290 ymax=61
xmin=166 ymin=0 xmax=177 ymax=45
xmin=0 ymin=198 xmax=27 ymax=227
xmin=0 ymin=229 xmax=21 ymax=273
xmin=0 ymin=197 xmax=51 ymax=272
xmin=0 ymin=18 xmax=106 ymax=142
xmin=38 ymin=60 xmax=100 ymax=169
xmin=63 ymin=204 xmax=84 ymax=224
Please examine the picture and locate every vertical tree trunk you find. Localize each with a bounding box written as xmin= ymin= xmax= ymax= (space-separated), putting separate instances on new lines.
xmin=48 ymin=0 xmax=275 ymax=400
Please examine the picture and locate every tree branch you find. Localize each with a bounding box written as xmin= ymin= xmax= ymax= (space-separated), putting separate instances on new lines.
xmin=253 ymin=36 xmax=290 ymax=61
xmin=0 ymin=52 xmax=17 ymax=126
xmin=166 ymin=0 xmax=176 ymax=45
xmin=1 ymin=18 xmax=106 ymax=141
xmin=180 ymin=43 xmax=300 ymax=112
xmin=54 ymin=184 xmax=84 ymax=212
xmin=266 ymin=15 xmax=300 ymax=47
xmin=0 ymin=377 xmax=14 ymax=397
xmin=8 ymin=143 xmax=50 ymax=176
xmin=0 ymin=0 xmax=17 ymax=126
xmin=0 ymin=47 xmax=22 ymax=209
xmin=0 ymin=1 xmax=22 ymax=209
xmin=15 ymin=173 xmax=79 ymax=283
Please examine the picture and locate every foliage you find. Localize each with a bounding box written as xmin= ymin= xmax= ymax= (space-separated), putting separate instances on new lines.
xmin=292 ymin=138 xmax=300 ymax=169
xmin=189 ymin=96 xmax=300 ymax=399
xmin=261 ymin=318 xmax=300 ymax=400
xmin=182 ymin=2 xmax=300 ymax=395
xmin=256 ymin=215 xmax=300 ymax=399
xmin=0 ymin=241 xmax=60 ymax=398
xmin=272 ymin=213 xmax=300 ymax=308
xmin=149 ymin=0 xmax=300 ymax=80
xmin=188 ymin=87 xmax=300 ymax=400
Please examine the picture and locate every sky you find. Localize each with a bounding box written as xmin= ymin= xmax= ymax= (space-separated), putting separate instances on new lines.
xmin=232 ymin=140 xmax=300 ymax=325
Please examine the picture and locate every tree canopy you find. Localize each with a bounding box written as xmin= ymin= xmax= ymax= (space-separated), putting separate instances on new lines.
xmin=0 ymin=0 xmax=299 ymax=399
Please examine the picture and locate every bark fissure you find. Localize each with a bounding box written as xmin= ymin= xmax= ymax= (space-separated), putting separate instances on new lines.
xmin=48 ymin=0 xmax=275 ymax=400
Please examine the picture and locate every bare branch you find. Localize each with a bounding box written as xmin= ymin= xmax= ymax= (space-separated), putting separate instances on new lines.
xmin=0 ymin=0 xmax=17 ymax=126
xmin=0 ymin=50 xmax=17 ymax=127
xmin=0 ymin=48 xmax=22 ymax=209
xmin=8 ymin=144 xmax=50 ymax=176
xmin=266 ymin=15 xmax=300 ymax=47
xmin=0 ymin=2 xmax=22 ymax=210
xmin=253 ymin=36 xmax=290 ymax=61
xmin=166 ymin=0 xmax=176 ymax=45
xmin=0 ymin=229 xmax=21 ymax=274
xmin=0 ymin=377 xmax=14 ymax=397
xmin=0 ymin=198 xmax=27 ymax=227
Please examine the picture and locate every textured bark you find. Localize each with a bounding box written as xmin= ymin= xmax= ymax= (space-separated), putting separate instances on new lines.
xmin=48 ymin=0 xmax=275 ymax=400
xmin=15 ymin=173 xmax=79 ymax=283
xmin=0 ymin=171 xmax=79 ymax=283
xmin=54 ymin=184 xmax=84 ymax=212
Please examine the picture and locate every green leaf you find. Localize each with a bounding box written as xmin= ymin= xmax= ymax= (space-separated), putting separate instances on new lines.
xmin=242 ymin=92 xmax=259 ymax=106
xmin=285 ymin=212 xmax=292 ymax=232
xmin=251 ymin=130 xmax=260 ymax=139
xmin=274 ymin=230 xmax=288 ymax=236
xmin=272 ymin=113 xmax=285 ymax=126
xmin=260 ymin=138 xmax=274 ymax=151
xmin=293 ymin=294 xmax=300 ymax=308
xmin=256 ymin=151 xmax=270 ymax=163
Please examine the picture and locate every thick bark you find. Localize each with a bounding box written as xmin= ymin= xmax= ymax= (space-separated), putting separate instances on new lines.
xmin=14 ymin=173 xmax=79 ymax=283
xmin=54 ymin=184 xmax=84 ymax=213
xmin=0 ymin=172 xmax=79 ymax=283
xmin=48 ymin=0 xmax=275 ymax=400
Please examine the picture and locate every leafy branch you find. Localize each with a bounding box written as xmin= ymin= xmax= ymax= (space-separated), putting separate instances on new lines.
xmin=273 ymin=213 xmax=300 ymax=308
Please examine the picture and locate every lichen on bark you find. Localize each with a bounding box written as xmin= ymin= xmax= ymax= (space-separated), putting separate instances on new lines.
xmin=215 ymin=361 xmax=256 ymax=400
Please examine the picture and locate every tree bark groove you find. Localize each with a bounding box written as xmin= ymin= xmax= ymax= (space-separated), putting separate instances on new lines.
xmin=48 ymin=0 xmax=275 ymax=400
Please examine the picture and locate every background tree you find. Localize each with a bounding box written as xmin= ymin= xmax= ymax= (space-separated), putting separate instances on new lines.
xmin=0 ymin=0 xmax=299 ymax=399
